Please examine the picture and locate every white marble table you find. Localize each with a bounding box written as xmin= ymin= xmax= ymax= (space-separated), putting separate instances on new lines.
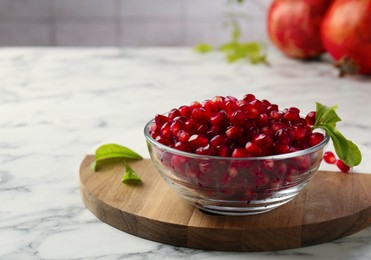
xmin=1 ymin=47 xmax=370 ymax=259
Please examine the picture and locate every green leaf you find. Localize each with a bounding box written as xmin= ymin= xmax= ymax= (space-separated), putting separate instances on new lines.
xmin=194 ymin=44 xmax=214 ymax=53
xmin=314 ymin=103 xmax=362 ymax=167
xmin=122 ymin=161 xmax=142 ymax=185
xmin=93 ymin=144 xmax=142 ymax=171
xmin=315 ymin=102 xmax=341 ymax=127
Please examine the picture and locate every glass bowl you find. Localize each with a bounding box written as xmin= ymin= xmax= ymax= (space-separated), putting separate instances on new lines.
xmin=144 ymin=119 xmax=329 ymax=216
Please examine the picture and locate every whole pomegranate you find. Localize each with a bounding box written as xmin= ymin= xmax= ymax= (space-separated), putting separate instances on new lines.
xmin=267 ymin=0 xmax=333 ymax=59
xmin=321 ymin=0 xmax=371 ymax=75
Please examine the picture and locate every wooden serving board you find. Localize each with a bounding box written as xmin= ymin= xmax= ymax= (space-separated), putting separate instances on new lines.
xmin=79 ymin=155 xmax=371 ymax=252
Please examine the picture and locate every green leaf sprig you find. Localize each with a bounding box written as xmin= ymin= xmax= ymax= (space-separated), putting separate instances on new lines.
xmin=91 ymin=144 xmax=143 ymax=184
xmin=313 ymin=102 xmax=362 ymax=167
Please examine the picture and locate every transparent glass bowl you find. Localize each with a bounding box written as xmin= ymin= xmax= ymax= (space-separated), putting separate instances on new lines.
xmin=144 ymin=119 xmax=329 ymax=216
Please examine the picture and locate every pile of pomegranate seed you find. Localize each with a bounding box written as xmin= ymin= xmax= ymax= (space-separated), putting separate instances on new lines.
xmin=150 ymin=94 xmax=325 ymax=158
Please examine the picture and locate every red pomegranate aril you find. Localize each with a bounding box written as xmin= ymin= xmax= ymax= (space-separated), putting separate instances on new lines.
xmin=256 ymin=114 xmax=269 ymax=127
xmin=262 ymin=99 xmax=271 ymax=107
xmin=274 ymin=143 xmax=290 ymax=154
xmin=293 ymin=125 xmax=307 ymax=142
xmin=210 ymin=110 xmax=228 ymax=126
xmin=336 ymin=160 xmax=351 ymax=173
xmin=174 ymin=141 xmax=190 ymax=152
xmin=250 ymin=99 xmax=264 ymax=112
xmin=225 ymin=125 xmax=243 ymax=139
xmin=305 ymin=111 xmax=316 ymax=126
xmin=203 ymin=99 xmax=218 ymax=115
xmin=212 ymin=96 xmax=226 ymax=110
xmin=271 ymin=122 xmax=284 ymax=133
xmin=176 ymin=130 xmax=190 ymax=143
xmin=269 ymin=110 xmax=282 ymax=120
xmin=275 ymin=128 xmax=293 ymax=145
xmin=323 ymin=151 xmax=336 ymax=164
xmin=229 ymin=110 xmax=245 ymax=125
xmin=307 ymin=132 xmax=325 ymax=147
xmin=190 ymin=101 xmax=202 ymax=109
xmin=245 ymin=142 xmax=263 ymax=156
xmin=210 ymin=134 xmax=227 ymax=147
xmin=247 ymin=127 xmax=260 ymax=140
xmin=225 ymin=101 xmax=238 ymax=115
xmin=171 ymin=155 xmax=188 ymax=173
xmin=244 ymin=104 xmax=260 ymax=119
xmin=253 ymin=134 xmax=272 ymax=149
xmin=195 ymin=144 xmax=216 ymax=155
xmin=217 ymin=145 xmax=231 ymax=157
xmin=283 ymin=111 xmax=300 ymax=122
xmin=155 ymin=135 xmax=172 ymax=146
xmin=192 ymin=108 xmax=209 ymax=124
xmin=260 ymin=126 xmax=273 ymax=138
xmin=170 ymin=121 xmax=183 ymax=136
xmin=232 ymin=148 xmax=249 ymax=158
xmin=188 ymin=134 xmax=209 ymax=149
xmin=168 ymin=108 xmax=181 ymax=119
xmin=160 ymin=122 xmax=172 ymax=138
xmin=267 ymin=104 xmax=279 ymax=113
xmin=243 ymin=93 xmax=256 ymax=102
xmin=178 ymin=105 xmax=193 ymax=117
xmin=206 ymin=125 xmax=222 ymax=138
xmin=196 ymin=124 xmax=209 ymax=135
xmin=155 ymin=114 xmax=171 ymax=127
xmin=184 ymin=119 xmax=197 ymax=134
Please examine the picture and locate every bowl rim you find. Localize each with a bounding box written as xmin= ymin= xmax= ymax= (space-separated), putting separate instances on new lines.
xmin=144 ymin=118 xmax=330 ymax=161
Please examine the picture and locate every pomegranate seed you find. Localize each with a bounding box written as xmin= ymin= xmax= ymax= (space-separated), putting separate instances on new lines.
xmin=244 ymin=103 xmax=260 ymax=119
xmin=231 ymin=148 xmax=249 ymax=158
xmin=253 ymin=134 xmax=272 ymax=149
xmin=269 ymin=110 xmax=282 ymax=120
xmin=160 ymin=122 xmax=172 ymax=138
xmin=336 ymin=160 xmax=351 ymax=173
xmin=271 ymin=122 xmax=284 ymax=133
xmin=211 ymin=96 xmax=226 ymax=110
xmin=168 ymin=108 xmax=181 ymax=119
xmin=170 ymin=121 xmax=183 ymax=136
xmin=243 ymin=93 xmax=256 ymax=102
xmin=225 ymin=125 xmax=243 ymax=139
xmin=184 ymin=119 xmax=197 ymax=134
xmin=217 ymin=145 xmax=231 ymax=157
xmin=178 ymin=105 xmax=193 ymax=117
xmin=174 ymin=141 xmax=190 ymax=152
xmin=190 ymin=101 xmax=202 ymax=109
xmin=171 ymin=155 xmax=188 ymax=173
xmin=283 ymin=111 xmax=300 ymax=122
xmin=307 ymin=132 xmax=324 ymax=147
xmin=155 ymin=114 xmax=171 ymax=127
xmin=202 ymin=99 xmax=218 ymax=115
xmin=323 ymin=151 xmax=336 ymax=164
xmin=225 ymin=101 xmax=238 ymax=115
xmin=210 ymin=134 xmax=227 ymax=147
xmin=206 ymin=125 xmax=222 ymax=138
xmin=188 ymin=134 xmax=209 ymax=150
xmin=225 ymin=95 xmax=238 ymax=103
xmin=229 ymin=110 xmax=245 ymax=125
xmin=245 ymin=142 xmax=263 ymax=156
xmin=274 ymin=143 xmax=290 ymax=154
xmin=155 ymin=135 xmax=172 ymax=146
xmin=305 ymin=111 xmax=316 ymax=126
xmin=176 ymin=130 xmax=190 ymax=143
xmin=210 ymin=111 xmax=228 ymax=126
xmin=195 ymin=144 xmax=216 ymax=155
xmin=192 ymin=108 xmax=209 ymax=124
xmin=275 ymin=128 xmax=293 ymax=145
xmin=267 ymin=104 xmax=279 ymax=113
xmin=256 ymin=113 xmax=269 ymax=127
xmin=293 ymin=125 xmax=307 ymax=141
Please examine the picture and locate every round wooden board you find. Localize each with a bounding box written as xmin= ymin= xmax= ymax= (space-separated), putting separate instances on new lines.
xmin=79 ymin=155 xmax=371 ymax=252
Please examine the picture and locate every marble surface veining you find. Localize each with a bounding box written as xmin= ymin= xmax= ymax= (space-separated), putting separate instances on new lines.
xmin=0 ymin=47 xmax=370 ymax=260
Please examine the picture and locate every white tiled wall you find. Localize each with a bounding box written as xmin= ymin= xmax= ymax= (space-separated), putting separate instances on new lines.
xmin=0 ymin=0 xmax=273 ymax=46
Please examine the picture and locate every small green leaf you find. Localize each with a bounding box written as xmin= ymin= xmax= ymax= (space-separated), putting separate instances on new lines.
xmin=122 ymin=161 xmax=142 ymax=185
xmin=90 ymin=161 xmax=97 ymax=171
xmin=194 ymin=44 xmax=214 ymax=53
xmin=93 ymin=144 xmax=142 ymax=171
xmin=314 ymin=103 xmax=362 ymax=167
xmin=95 ymin=144 xmax=142 ymax=161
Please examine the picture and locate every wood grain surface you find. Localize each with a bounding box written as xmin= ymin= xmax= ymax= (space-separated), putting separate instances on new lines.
xmin=79 ymin=155 xmax=371 ymax=251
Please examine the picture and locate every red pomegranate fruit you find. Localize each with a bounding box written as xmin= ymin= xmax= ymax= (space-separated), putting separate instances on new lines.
xmin=267 ymin=0 xmax=333 ymax=59
xmin=321 ymin=0 xmax=371 ymax=75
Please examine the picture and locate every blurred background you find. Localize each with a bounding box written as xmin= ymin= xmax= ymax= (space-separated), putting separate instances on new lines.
xmin=0 ymin=0 xmax=273 ymax=47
